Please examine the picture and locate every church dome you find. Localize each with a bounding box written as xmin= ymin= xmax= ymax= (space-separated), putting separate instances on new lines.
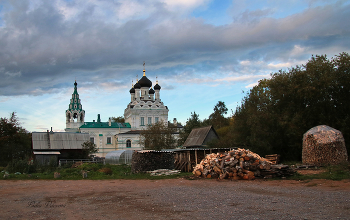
xmin=138 ymin=75 xmax=152 ymax=88
xmin=129 ymin=87 xmax=135 ymax=93
xmin=154 ymin=83 xmax=161 ymax=90
xmin=149 ymin=88 xmax=155 ymax=94
xmin=134 ymin=82 xmax=141 ymax=89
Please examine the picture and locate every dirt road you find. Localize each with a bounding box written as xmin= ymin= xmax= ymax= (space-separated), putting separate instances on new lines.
xmin=1 ymin=179 xmax=350 ymax=219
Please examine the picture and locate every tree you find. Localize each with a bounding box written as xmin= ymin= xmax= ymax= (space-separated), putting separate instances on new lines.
xmin=178 ymin=112 xmax=202 ymax=146
xmin=208 ymin=101 xmax=229 ymax=130
xmin=231 ymin=52 xmax=350 ymax=161
xmin=140 ymin=121 xmax=177 ymax=150
xmin=0 ymin=112 xmax=32 ymax=166
xmin=111 ymin=116 xmax=125 ymax=123
xmin=81 ymin=141 xmax=98 ymax=159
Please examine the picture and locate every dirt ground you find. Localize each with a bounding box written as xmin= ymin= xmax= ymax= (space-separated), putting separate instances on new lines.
xmin=1 ymin=178 xmax=350 ymax=220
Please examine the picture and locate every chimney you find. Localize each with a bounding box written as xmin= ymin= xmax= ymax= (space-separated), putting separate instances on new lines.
xmin=109 ymin=117 xmax=111 ymax=126
xmin=173 ymin=118 xmax=177 ymax=125
xmin=97 ymin=114 xmax=101 ymax=123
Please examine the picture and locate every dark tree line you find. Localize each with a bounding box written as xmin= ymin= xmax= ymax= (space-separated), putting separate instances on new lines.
xmin=231 ymin=52 xmax=350 ymax=161
xmin=178 ymin=101 xmax=231 ymax=146
xmin=0 ymin=113 xmax=32 ymax=166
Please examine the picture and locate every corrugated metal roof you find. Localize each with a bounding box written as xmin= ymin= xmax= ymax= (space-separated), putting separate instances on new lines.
xmin=162 ymin=148 xmax=235 ymax=152
xmin=138 ymin=150 xmax=175 ymax=153
xmin=183 ymin=126 xmax=218 ymax=147
xmin=32 ymin=132 xmax=90 ymax=150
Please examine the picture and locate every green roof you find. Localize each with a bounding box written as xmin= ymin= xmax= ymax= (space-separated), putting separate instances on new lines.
xmin=80 ymin=122 xmax=131 ymax=129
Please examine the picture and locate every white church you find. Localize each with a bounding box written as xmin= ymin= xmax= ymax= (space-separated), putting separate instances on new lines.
xmin=65 ymin=67 xmax=179 ymax=157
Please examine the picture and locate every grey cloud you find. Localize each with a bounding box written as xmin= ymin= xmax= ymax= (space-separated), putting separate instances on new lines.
xmin=0 ymin=1 xmax=349 ymax=96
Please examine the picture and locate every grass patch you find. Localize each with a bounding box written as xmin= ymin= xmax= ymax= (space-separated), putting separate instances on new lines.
xmin=2 ymin=163 xmax=192 ymax=180
xmin=288 ymin=162 xmax=350 ymax=181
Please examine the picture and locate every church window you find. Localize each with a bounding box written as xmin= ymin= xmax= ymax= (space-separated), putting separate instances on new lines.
xmin=155 ymin=117 xmax=159 ymax=123
xmin=107 ymin=137 xmax=112 ymax=144
xmin=126 ymin=140 xmax=131 ymax=148
xmin=148 ymin=117 xmax=152 ymax=125
xmin=90 ymin=137 xmax=94 ymax=144
xmin=74 ymin=99 xmax=77 ymax=103
xmin=141 ymin=117 xmax=144 ymax=126
xmin=74 ymin=104 xmax=77 ymax=109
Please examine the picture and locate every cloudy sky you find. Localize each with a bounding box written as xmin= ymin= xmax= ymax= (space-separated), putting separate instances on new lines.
xmin=0 ymin=0 xmax=349 ymax=132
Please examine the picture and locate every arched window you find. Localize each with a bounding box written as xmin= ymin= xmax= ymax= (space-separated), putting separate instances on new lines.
xmin=126 ymin=140 xmax=131 ymax=148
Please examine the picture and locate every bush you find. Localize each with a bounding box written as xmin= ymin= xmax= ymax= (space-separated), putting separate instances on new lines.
xmin=6 ymin=158 xmax=29 ymax=173
xmin=78 ymin=163 xmax=103 ymax=171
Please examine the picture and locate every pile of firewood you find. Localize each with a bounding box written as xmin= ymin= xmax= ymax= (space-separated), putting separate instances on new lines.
xmin=193 ymin=148 xmax=294 ymax=180
xmin=302 ymin=125 xmax=348 ymax=166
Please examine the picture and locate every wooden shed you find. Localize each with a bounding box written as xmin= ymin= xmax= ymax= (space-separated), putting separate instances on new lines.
xmin=183 ymin=125 xmax=219 ymax=148
xmin=32 ymin=131 xmax=90 ymax=164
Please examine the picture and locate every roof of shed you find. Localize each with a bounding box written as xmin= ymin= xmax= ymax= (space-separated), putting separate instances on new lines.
xmin=183 ymin=125 xmax=218 ymax=147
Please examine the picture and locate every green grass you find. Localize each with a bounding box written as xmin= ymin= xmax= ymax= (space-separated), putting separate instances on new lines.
xmin=2 ymin=163 xmax=192 ymax=180
xmin=287 ymin=162 xmax=350 ymax=181
xmin=4 ymin=161 xmax=350 ymax=181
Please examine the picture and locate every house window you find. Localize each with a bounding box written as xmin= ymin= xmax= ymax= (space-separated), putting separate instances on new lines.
xmin=90 ymin=137 xmax=94 ymax=144
xmin=141 ymin=117 xmax=144 ymax=126
xmin=107 ymin=137 xmax=111 ymax=144
xmin=126 ymin=140 xmax=131 ymax=148
xmin=155 ymin=117 xmax=159 ymax=123
xmin=148 ymin=117 xmax=152 ymax=125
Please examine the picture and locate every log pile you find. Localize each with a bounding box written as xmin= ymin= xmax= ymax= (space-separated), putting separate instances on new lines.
xmin=131 ymin=151 xmax=175 ymax=173
xmin=192 ymin=148 xmax=294 ymax=180
xmin=146 ymin=169 xmax=181 ymax=176
xmin=265 ymin=154 xmax=280 ymax=165
xmin=302 ymin=125 xmax=348 ymax=166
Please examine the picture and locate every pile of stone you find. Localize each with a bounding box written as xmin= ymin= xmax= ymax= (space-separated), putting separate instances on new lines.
xmin=193 ymin=148 xmax=294 ymax=179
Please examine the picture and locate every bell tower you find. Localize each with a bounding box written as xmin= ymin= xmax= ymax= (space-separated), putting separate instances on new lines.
xmin=65 ymin=80 xmax=85 ymax=131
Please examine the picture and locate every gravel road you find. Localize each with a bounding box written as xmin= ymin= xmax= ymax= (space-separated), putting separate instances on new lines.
xmin=0 ymin=179 xmax=349 ymax=219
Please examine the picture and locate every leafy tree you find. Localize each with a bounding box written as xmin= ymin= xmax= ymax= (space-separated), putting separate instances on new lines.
xmin=178 ymin=112 xmax=202 ymax=146
xmin=208 ymin=101 xmax=230 ymax=130
xmin=231 ymin=52 xmax=350 ymax=161
xmin=140 ymin=121 xmax=177 ymax=150
xmin=0 ymin=112 xmax=32 ymax=166
xmin=111 ymin=116 xmax=125 ymax=123
xmin=81 ymin=141 xmax=98 ymax=159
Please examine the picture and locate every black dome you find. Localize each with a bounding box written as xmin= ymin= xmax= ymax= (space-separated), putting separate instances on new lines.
xmin=134 ymin=82 xmax=141 ymax=89
xmin=129 ymin=87 xmax=135 ymax=93
xmin=154 ymin=83 xmax=161 ymax=90
xmin=138 ymin=75 xmax=152 ymax=88
xmin=149 ymin=88 xmax=155 ymax=94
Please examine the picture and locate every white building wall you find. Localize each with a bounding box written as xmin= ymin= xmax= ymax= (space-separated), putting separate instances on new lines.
xmin=80 ymin=127 xmax=135 ymax=157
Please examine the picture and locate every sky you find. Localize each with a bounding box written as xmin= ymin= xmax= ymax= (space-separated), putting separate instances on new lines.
xmin=0 ymin=0 xmax=349 ymax=132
